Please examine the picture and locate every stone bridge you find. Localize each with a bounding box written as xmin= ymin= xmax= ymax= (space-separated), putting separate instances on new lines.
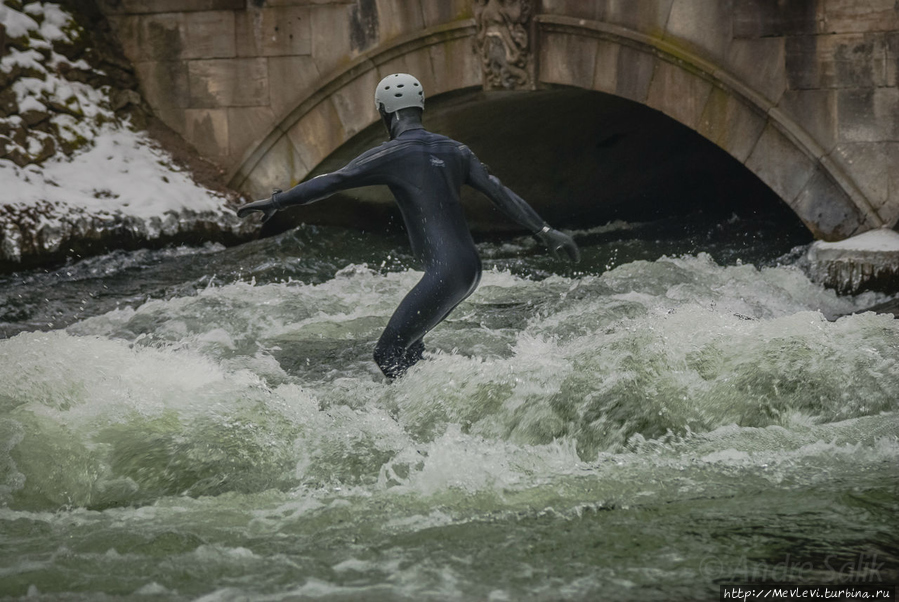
xmin=97 ymin=0 xmax=899 ymax=240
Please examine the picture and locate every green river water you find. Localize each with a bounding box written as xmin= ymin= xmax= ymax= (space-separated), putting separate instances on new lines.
xmin=0 ymin=213 xmax=897 ymax=601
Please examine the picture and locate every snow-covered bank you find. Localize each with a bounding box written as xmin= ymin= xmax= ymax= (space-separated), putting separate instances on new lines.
xmin=3 ymin=126 xmax=234 ymax=219
xmin=1 ymin=0 xmax=255 ymax=272
xmin=0 ymin=124 xmax=253 ymax=269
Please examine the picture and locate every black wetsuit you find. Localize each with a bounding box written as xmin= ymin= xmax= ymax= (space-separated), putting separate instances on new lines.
xmin=257 ymin=123 xmax=553 ymax=379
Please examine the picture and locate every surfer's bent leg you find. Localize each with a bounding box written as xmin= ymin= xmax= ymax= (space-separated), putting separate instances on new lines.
xmin=374 ymin=259 xmax=481 ymax=379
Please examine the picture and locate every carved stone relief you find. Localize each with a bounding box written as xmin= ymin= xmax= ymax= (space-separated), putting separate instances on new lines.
xmin=473 ymin=0 xmax=534 ymax=90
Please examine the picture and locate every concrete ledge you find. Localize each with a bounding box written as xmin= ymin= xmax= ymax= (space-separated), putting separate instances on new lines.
xmin=807 ymin=227 xmax=899 ymax=294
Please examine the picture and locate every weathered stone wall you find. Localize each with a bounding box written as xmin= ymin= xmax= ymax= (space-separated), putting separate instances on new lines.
xmin=96 ymin=0 xmax=899 ymax=240
xmin=96 ymin=0 xmax=471 ymax=177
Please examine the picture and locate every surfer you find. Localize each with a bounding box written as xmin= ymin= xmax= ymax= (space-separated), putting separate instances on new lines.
xmin=237 ymin=73 xmax=579 ymax=379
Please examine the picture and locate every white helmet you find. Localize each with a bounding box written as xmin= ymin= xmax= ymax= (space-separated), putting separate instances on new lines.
xmin=374 ymin=73 xmax=425 ymax=113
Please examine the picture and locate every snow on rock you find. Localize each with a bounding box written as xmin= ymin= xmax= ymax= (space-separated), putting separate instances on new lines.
xmin=807 ymin=227 xmax=899 ymax=295
xmin=1 ymin=0 xmax=103 ymax=165
xmin=811 ymin=228 xmax=899 ymax=253
xmin=3 ymin=127 xmax=230 ymax=219
xmin=0 ymin=1 xmax=255 ymax=271
xmin=0 ymin=3 xmax=41 ymax=39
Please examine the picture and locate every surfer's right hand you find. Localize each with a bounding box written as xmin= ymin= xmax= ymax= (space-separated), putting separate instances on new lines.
xmin=237 ymin=189 xmax=282 ymax=222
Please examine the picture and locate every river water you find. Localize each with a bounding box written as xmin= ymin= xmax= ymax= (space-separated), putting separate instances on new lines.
xmin=1 ymin=213 xmax=897 ymax=601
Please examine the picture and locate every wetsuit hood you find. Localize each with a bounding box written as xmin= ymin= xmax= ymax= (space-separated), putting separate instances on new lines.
xmin=380 ymin=106 xmax=424 ymax=140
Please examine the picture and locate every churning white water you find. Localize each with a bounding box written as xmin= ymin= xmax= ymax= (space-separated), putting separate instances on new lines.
xmin=0 ymin=218 xmax=897 ymax=600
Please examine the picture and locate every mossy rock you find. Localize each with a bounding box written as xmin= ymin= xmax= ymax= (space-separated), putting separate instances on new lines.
xmin=4 ymin=145 xmax=32 ymax=167
xmin=0 ymin=120 xmax=28 ymax=146
xmin=53 ymin=31 xmax=89 ymax=63
xmin=21 ymin=108 xmax=51 ymax=127
xmin=0 ymin=134 xmax=13 ymax=159
xmin=57 ymin=134 xmax=89 ymax=156
xmin=5 ymin=33 xmax=34 ymax=53
xmin=33 ymin=134 xmax=57 ymax=163
xmin=0 ymin=88 xmax=18 ymax=117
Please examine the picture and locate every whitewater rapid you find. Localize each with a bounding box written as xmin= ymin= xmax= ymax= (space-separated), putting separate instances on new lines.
xmin=1 ymin=220 xmax=897 ymax=600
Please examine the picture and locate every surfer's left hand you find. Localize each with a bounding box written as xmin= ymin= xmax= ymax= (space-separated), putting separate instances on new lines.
xmin=537 ymin=228 xmax=580 ymax=262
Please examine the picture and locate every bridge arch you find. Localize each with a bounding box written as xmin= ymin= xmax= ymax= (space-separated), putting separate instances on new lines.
xmin=228 ymin=16 xmax=882 ymax=241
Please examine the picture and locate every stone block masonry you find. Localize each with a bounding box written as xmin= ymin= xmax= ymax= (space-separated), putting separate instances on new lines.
xmin=100 ymin=0 xmax=335 ymax=166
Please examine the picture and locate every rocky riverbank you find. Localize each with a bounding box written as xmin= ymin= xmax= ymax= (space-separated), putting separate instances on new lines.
xmin=0 ymin=0 xmax=255 ymax=273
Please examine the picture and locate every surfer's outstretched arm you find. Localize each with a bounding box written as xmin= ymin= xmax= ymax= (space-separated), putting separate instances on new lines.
xmin=237 ymin=146 xmax=391 ymax=219
xmin=463 ymin=148 xmax=580 ymax=262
